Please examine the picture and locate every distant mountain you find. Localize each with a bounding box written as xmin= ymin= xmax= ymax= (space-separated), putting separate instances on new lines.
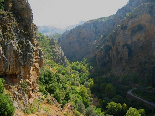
xmin=38 ymin=26 xmax=64 ymax=36
xmin=38 ymin=21 xmax=86 ymax=36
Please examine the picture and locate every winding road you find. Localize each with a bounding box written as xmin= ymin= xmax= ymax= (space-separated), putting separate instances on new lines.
xmin=127 ymin=88 xmax=155 ymax=108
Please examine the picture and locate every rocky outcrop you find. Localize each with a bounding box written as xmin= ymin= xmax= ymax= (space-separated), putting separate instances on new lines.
xmin=60 ymin=15 xmax=114 ymax=62
xmin=0 ymin=0 xmax=43 ymax=103
xmin=59 ymin=0 xmax=152 ymax=62
xmin=96 ymin=3 xmax=155 ymax=78
xmin=37 ymin=33 xmax=68 ymax=66
xmin=59 ymin=0 xmax=155 ymax=83
xmin=50 ymin=38 xmax=68 ymax=66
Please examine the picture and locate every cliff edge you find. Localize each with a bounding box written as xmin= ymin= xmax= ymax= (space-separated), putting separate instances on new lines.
xmin=0 ymin=0 xmax=43 ymax=111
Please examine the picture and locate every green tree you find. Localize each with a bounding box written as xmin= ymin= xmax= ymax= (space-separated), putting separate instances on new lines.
xmin=106 ymin=102 xmax=122 ymax=115
xmin=88 ymin=78 xmax=94 ymax=88
xmin=64 ymin=91 xmax=71 ymax=102
xmin=105 ymin=83 xmax=115 ymax=98
xmin=84 ymin=82 xmax=89 ymax=88
xmin=100 ymin=83 xmax=106 ymax=93
xmin=53 ymin=90 xmax=62 ymax=103
xmin=126 ymin=107 xmax=141 ymax=116
xmin=76 ymin=100 xmax=85 ymax=115
xmin=122 ymin=103 xmax=127 ymax=114
xmin=85 ymin=107 xmax=96 ymax=116
xmin=79 ymin=86 xmax=91 ymax=107
xmin=138 ymin=109 xmax=145 ymax=116
xmin=46 ymin=83 xmax=58 ymax=94
xmin=79 ymin=86 xmax=89 ymax=98
xmin=0 ymin=78 xmax=4 ymax=93
xmin=39 ymin=68 xmax=55 ymax=85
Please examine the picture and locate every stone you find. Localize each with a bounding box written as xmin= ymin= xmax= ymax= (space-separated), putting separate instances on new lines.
xmin=95 ymin=2 xmax=155 ymax=76
xmin=59 ymin=0 xmax=155 ymax=79
xmin=0 ymin=0 xmax=43 ymax=111
xmin=59 ymin=0 xmax=155 ymax=63
xmin=13 ymin=101 xmax=19 ymax=109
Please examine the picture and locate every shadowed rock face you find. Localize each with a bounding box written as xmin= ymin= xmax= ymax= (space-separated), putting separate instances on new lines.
xmin=0 ymin=0 xmax=43 ymax=93
xmin=59 ymin=0 xmax=151 ymax=62
xmin=96 ymin=3 xmax=155 ymax=77
xmin=59 ymin=0 xmax=155 ymax=80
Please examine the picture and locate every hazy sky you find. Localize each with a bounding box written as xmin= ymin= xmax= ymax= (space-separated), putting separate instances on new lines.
xmin=28 ymin=0 xmax=129 ymax=28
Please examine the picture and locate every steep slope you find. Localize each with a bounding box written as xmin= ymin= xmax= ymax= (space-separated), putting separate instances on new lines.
xmin=0 ymin=0 xmax=43 ymax=113
xmin=59 ymin=0 xmax=152 ymax=62
xmin=37 ymin=33 xmax=67 ymax=66
xmin=96 ymin=2 xmax=155 ymax=85
xmin=0 ymin=1 xmax=83 ymax=115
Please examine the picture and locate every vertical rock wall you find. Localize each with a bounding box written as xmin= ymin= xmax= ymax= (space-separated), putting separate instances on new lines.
xmin=0 ymin=0 xmax=43 ymax=96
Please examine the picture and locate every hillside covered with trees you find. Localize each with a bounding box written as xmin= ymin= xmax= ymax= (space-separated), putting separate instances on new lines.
xmin=36 ymin=33 xmax=147 ymax=116
xmin=0 ymin=0 xmax=155 ymax=115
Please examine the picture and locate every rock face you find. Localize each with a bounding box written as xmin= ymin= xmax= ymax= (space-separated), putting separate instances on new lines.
xmin=96 ymin=3 xmax=155 ymax=77
xmin=0 ymin=0 xmax=43 ymax=98
xmin=37 ymin=33 xmax=67 ymax=66
xmin=49 ymin=38 xmax=68 ymax=66
xmin=60 ymin=0 xmax=155 ymax=83
xmin=60 ymin=15 xmax=114 ymax=62
xmin=59 ymin=0 xmax=152 ymax=62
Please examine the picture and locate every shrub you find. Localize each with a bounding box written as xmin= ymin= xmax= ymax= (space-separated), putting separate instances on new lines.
xmin=0 ymin=0 xmax=4 ymax=11
xmin=0 ymin=78 xmax=4 ymax=93
xmin=85 ymin=107 xmax=96 ymax=116
xmin=105 ymin=83 xmax=115 ymax=98
xmin=126 ymin=107 xmax=141 ymax=116
xmin=25 ymin=104 xmax=37 ymax=114
xmin=138 ymin=109 xmax=145 ymax=116
xmin=0 ymin=78 xmax=15 ymax=116
xmin=74 ymin=110 xmax=81 ymax=116
xmin=106 ymin=102 xmax=122 ymax=115
xmin=76 ymin=101 xmax=85 ymax=114
xmin=47 ymin=98 xmax=51 ymax=105
xmin=25 ymin=109 xmax=31 ymax=114
xmin=0 ymin=93 xmax=15 ymax=116
xmin=53 ymin=90 xmax=62 ymax=103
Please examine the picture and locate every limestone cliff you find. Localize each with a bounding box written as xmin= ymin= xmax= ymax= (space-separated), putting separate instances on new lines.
xmin=59 ymin=0 xmax=155 ymax=85
xmin=0 ymin=0 xmax=43 ymax=107
xmin=96 ymin=2 xmax=155 ymax=78
xmin=59 ymin=0 xmax=153 ymax=62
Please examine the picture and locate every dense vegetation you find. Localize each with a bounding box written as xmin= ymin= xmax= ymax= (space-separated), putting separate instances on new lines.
xmin=0 ymin=0 xmax=4 ymax=10
xmin=38 ymin=33 xmax=103 ymax=115
xmin=37 ymin=33 xmax=149 ymax=116
xmin=0 ymin=78 xmax=15 ymax=116
xmin=37 ymin=33 xmax=58 ymax=61
xmin=132 ymin=87 xmax=155 ymax=102
xmin=91 ymin=73 xmax=153 ymax=115
xmin=1 ymin=0 xmax=155 ymax=115
xmin=37 ymin=33 xmax=67 ymax=66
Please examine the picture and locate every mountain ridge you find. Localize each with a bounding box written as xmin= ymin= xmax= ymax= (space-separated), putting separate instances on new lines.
xmin=59 ymin=0 xmax=151 ymax=62
xmin=96 ymin=2 xmax=155 ymax=78
xmin=59 ymin=0 xmax=155 ymax=85
xmin=38 ymin=21 xmax=86 ymax=36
